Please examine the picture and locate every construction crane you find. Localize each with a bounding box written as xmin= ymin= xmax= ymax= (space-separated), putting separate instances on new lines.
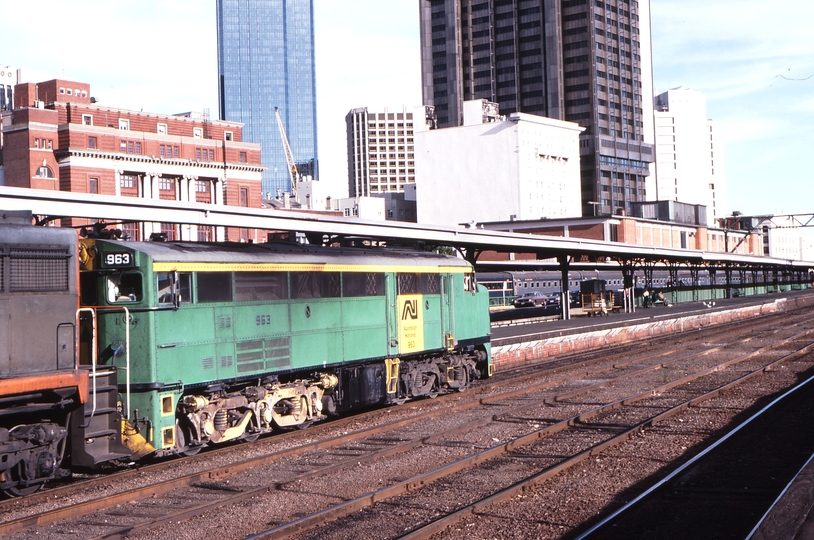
xmin=275 ymin=107 xmax=299 ymax=196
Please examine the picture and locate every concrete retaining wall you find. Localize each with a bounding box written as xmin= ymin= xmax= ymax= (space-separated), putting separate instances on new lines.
xmin=492 ymin=293 xmax=814 ymax=371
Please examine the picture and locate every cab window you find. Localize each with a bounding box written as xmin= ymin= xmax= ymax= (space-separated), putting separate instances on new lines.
xmin=107 ymin=272 xmax=143 ymax=303
xmin=157 ymin=272 xmax=192 ymax=305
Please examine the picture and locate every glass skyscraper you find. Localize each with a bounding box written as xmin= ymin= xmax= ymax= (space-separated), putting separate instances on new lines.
xmin=216 ymin=0 xmax=318 ymax=198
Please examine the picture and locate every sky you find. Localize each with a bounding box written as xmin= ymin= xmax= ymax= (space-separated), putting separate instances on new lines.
xmin=1 ymin=0 xmax=812 ymax=216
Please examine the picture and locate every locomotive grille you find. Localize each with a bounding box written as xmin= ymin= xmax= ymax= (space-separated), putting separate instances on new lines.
xmin=218 ymin=315 xmax=232 ymax=329
xmin=423 ymin=274 xmax=440 ymax=294
xmin=8 ymin=248 xmax=70 ymax=292
xmin=235 ymin=337 xmax=291 ymax=373
xmin=398 ymin=273 xmax=417 ymax=294
xmin=365 ymin=273 xmax=378 ymax=295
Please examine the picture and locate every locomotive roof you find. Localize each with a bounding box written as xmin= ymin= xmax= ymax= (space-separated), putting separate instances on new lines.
xmin=98 ymin=240 xmax=472 ymax=271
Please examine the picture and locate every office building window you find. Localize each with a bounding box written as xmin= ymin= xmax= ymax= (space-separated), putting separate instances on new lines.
xmin=89 ymin=177 xmax=99 ymax=194
xmin=82 ymin=114 xmax=93 ymax=125
xmin=89 ymin=136 xmax=97 ymax=149
xmin=119 ymin=119 xmax=130 ymax=130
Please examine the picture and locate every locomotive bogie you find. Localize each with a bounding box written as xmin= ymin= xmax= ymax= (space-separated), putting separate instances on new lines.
xmin=174 ymin=372 xmax=339 ymax=452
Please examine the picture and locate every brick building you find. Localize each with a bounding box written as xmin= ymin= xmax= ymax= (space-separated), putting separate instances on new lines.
xmin=1 ymin=78 xmax=264 ymax=241
xmin=477 ymin=212 xmax=761 ymax=262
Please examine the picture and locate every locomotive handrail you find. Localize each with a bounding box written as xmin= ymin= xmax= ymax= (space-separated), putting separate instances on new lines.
xmin=76 ymin=306 xmax=131 ymax=422
xmin=76 ymin=308 xmax=99 ymax=426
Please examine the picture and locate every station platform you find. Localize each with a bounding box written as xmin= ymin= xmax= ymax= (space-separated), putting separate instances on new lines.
xmin=489 ymin=288 xmax=814 ymax=371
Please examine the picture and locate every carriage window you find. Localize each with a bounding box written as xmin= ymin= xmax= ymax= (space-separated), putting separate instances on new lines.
xmin=235 ymin=272 xmax=288 ymax=301
xmin=107 ymin=272 xmax=143 ymax=303
xmin=343 ymin=272 xmax=385 ymax=297
xmin=157 ymin=272 xmax=192 ymax=305
xmin=291 ymin=272 xmax=341 ymax=299
xmin=197 ymin=272 xmax=233 ymax=303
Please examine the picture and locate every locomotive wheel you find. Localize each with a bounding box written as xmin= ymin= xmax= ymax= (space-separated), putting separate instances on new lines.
xmin=427 ymin=375 xmax=439 ymax=399
xmin=175 ymin=422 xmax=202 ymax=457
xmin=1 ymin=469 xmax=44 ymax=497
xmin=457 ymin=368 xmax=469 ymax=392
xmin=5 ymin=483 xmax=43 ymax=497
xmin=391 ymin=378 xmax=408 ymax=405
xmin=181 ymin=446 xmax=202 ymax=457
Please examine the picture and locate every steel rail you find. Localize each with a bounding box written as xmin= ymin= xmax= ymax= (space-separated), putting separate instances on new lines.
xmin=577 ymin=373 xmax=814 ymax=540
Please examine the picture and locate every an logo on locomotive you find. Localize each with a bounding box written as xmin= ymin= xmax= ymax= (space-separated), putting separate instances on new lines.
xmin=401 ymin=299 xmax=418 ymax=320
xmin=397 ymin=294 xmax=424 ymax=354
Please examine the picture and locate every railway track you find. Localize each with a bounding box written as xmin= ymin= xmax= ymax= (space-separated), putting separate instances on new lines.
xmin=2 ymin=309 xmax=812 ymax=539
xmin=274 ymin=325 xmax=814 ymax=540
xmin=574 ymin=371 xmax=814 ymax=539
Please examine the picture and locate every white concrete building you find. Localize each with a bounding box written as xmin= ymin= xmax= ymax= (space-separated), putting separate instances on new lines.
xmin=346 ymin=106 xmax=419 ymax=198
xmin=652 ymin=87 xmax=726 ymax=225
xmin=330 ymin=196 xmax=386 ymax=220
xmin=761 ymin=216 xmax=807 ymax=261
xmin=291 ymin=180 xmax=385 ymax=220
xmin=295 ymin=180 xmax=332 ymax=211
xmin=414 ymin=100 xmax=584 ymax=227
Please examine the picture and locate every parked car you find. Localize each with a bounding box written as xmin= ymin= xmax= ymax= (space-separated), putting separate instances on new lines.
xmin=512 ymin=291 xmax=549 ymax=308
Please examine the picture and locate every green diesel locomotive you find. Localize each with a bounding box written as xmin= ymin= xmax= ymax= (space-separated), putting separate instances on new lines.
xmin=78 ymin=239 xmax=492 ymax=457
